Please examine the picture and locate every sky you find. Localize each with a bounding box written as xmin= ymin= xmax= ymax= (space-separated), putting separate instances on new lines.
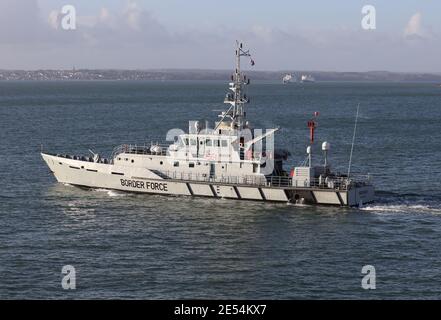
xmin=0 ymin=0 xmax=440 ymax=72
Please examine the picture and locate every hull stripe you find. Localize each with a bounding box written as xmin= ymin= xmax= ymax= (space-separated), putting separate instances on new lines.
xmin=209 ymin=184 xmax=218 ymax=197
xmin=186 ymin=183 xmax=194 ymax=196
xmin=283 ymin=189 xmax=291 ymax=202
xmin=233 ymin=186 xmax=241 ymax=199
xmin=336 ymin=192 xmax=344 ymax=206
xmin=258 ymin=188 xmax=266 ymax=201
xmin=310 ymin=191 xmax=317 ymax=204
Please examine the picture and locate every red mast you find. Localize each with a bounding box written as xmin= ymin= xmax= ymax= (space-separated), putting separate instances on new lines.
xmin=307 ymin=112 xmax=319 ymax=144
xmin=307 ymin=120 xmax=315 ymax=144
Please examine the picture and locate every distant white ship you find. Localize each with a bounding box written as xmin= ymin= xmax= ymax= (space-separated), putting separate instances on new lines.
xmin=301 ymin=74 xmax=315 ymax=83
xmin=282 ymin=74 xmax=294 ymax=84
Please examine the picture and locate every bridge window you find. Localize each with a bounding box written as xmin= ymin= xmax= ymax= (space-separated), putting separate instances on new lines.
xmin=206 ymin=139 xmax=212 ymax=146
xmin=215 ymin=140 xmax=220 ymax=147
xmin=184 ymin=138 xmax=189 ymax=145
xmin=189 ymin=163 xmax=195 ymax=168
xmin=190 ymin=139 xmax=197 ymax=146
xmin=221 ymin=140 xmax=228 ymax=147
xmin=174 ymin=161 xmax=179 ymax=167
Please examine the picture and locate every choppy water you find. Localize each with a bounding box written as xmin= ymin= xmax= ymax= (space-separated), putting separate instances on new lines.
xmin=0 ymin=80 xmax=441 ymax=299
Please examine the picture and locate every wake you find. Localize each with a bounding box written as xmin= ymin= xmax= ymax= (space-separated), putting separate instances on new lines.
xmin=360 ymin=190 xmax=441 ymax=215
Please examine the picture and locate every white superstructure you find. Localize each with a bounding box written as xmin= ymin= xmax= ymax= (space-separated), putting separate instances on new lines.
xmin=282 ymin=74 xmax=294 ymax=84
xmin=41 ymin=42 xmax=374 ymax=206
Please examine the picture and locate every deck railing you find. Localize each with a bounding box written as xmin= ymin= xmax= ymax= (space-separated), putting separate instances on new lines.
xmin=53 ymin=149 xmax=372 ymax=191
xmin=146 ymin=169 xmax=372 ymax=190
xmin=111 ymin=143 xmax=271 ymax=162
xmin=111 ymin=143 xmax=170 ymax=160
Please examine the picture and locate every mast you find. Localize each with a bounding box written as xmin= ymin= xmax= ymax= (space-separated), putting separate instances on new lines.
xmin=216 ymin=41 xmax=253 ymax=131
xmin=347 ymin=104 xmax=360 ymax=179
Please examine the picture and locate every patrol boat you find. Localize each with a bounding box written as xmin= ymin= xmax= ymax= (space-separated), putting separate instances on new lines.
xmin=41 ymin=42 xmax=374 ymax=206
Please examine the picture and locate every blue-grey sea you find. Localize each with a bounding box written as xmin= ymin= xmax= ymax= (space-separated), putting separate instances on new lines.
xmin=0 ymin=80 xmax=440 ymax=299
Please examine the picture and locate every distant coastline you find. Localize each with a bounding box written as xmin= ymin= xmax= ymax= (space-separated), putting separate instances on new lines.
xmin=1 ymin=69 xmax=441 ymax=82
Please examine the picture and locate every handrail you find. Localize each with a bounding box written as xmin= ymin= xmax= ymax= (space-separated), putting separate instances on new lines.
xmin=109 ymin=144 xmax=372 ymax=190
xmin=111 ymin=142 xmax=268 ymax=163
xmin=111 ymin=143 xmax=172 ymax=159
xmin=144 ymin=169 xmax=372 ymax=190
xmin=54 ymin=148 xmax=372 ymax=190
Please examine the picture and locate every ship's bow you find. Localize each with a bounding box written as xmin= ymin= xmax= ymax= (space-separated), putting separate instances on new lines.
xmin=41 ymin=153 xmax=64 ymax=183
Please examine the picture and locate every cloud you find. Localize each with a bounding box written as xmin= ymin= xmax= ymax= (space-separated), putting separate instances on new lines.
xmin=404 ymin=12 xmax=427 ymax=39
xmin=0 ymin=0 xmax=45 ymax=43
xmin=0 ymin=1 xmax=440 ymax=72
xmin=75 ymin=1 xmax=171 ymax=46
xmin=48 ymin=10 xmax=59 ymax=29
xmin=124 ymin=0 xmax=142 ymax=30
xmin=99 ymin=8 xmax=114 ymax=26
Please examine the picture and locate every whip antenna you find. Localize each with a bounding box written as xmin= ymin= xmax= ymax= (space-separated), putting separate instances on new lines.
xmin=347 ymin=103 xmax=360 ymax=179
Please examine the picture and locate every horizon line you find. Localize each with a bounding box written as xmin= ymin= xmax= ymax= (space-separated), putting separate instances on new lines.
xmin=1 ymin=68 xmax=441 ymax=75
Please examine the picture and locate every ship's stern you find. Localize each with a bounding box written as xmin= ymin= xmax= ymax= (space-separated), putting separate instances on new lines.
xmin=347 ymin=184 xmax=375 ymax=207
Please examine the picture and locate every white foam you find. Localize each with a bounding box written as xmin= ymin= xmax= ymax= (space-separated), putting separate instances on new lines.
xmin=106 ymin=190 xmax=126 ymax=197
xmin=93 ymin=188 xmax=126 ymax=197
xmin=361 ymin=203 xmax=441 ymax=214
xmin=286 ymin=202 xmax=310 ymax=207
